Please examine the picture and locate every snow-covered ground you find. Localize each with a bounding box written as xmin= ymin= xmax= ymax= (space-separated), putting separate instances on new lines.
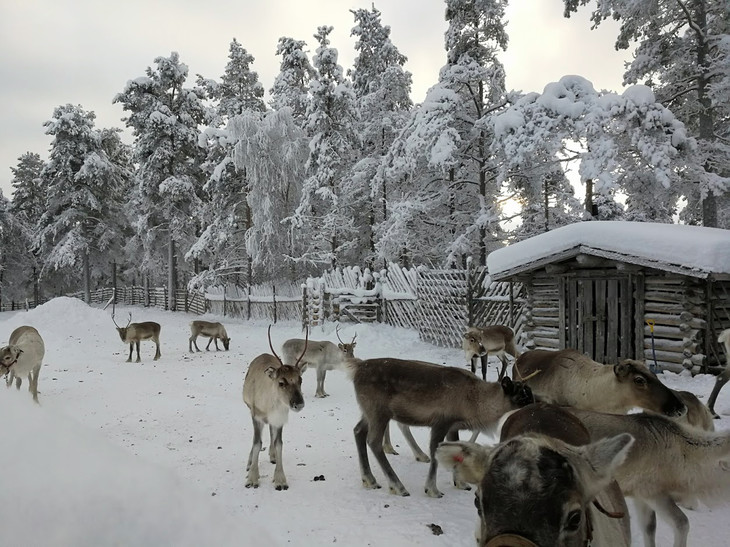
xmin=2 ymin=297 xmax=729 ymax=546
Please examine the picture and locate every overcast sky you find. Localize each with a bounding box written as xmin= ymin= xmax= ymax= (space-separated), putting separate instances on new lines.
xmin=0 ymin=0 xmax=631 ymax=198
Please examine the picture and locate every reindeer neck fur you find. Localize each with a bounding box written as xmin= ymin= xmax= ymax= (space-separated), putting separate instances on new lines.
xmin=547 ymin=360 xmax=634 ymax=413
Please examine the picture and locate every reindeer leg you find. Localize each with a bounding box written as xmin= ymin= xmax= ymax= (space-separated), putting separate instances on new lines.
xmin=135 ymin=341 xmax=141 ymax=363
xmin=634 ymin=498 xmax=658 ymax=547
xmin=354 ymin=417 xmax=381 ymax=490
xmin=245 ymin=416 xmax=263 ymax=488
xmin=480 ymin=354 xmax=488 ymax=381
xmin=382 ymin=422 xmax=398 ymax=455
xmin=6 ymin=369 xmax=14 ymax=388
xmin=189 ymin=336 xmax=195 ymax=353
xmin=315 ymin=367 xmax=328 ymax=398
xmin=652 ymin=495 xmax=689 ymax=547
xmin=30 ymin=365 xmax=40 ymax=403
xmin=270 ymin=426 xmax=289 ymax=490
xmin=15 ymin=375 xmax=21 ymax=389
xmin=126 ymin=343 xmax=133 ymax=363
xmin=269 ymin=425 xmax=277 ymax=463
xmin=470 ymin=355 xmax=477 ymax=374
xmin=397 ymin=423 xmax=430 ymax=462
xmin=153 ymin=339 xmax=161 ymax=361
xmin=214 ymin=338 xmax=220 ymax=351
xmin=707 ymin=368 xmax=730 ymax=416
xmin=498 ymin=355 xmax=509 ymax=382
xmin=424 ymin=422 xmax=453 ymax=497
xmin=366 ymin=416 xmax=409 ymax=496
xmin=206 ymin=337 xmax=213 ymax=351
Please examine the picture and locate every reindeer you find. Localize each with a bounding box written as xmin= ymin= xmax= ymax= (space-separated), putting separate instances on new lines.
xmin=348 ymin=357 xmax=533 ymax=497
xmin=242 ymin=327 xmax=308 ymax=490
xmin=189 ymin=320 xmax=230 ymax=352
xmin=113 ymin=313 xmax=161 ymax=363
xmin=707 ymin=328 xmax=730 ymax=416
xmin=462 ymin=325 xmax=521 ymax=382
xmin=567 ymin=408 xmax=730 ymax=547
xmin=1 ymin=326 xmax=45 ymax=403
xmin=437 ymin=402 xmax=633 ymax=547
xmin=513 ymin=349 xmax=686 ymax=417
xmin=281 ymin=325 xmax=356 ymax=398
xmin=671 ymin=389 xmax=714 ymax=431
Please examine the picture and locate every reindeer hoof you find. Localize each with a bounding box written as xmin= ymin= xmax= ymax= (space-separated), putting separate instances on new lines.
xmin=389 ymin=485 xmax=410 ymax=496
xmin=425 ymin=488 xmax=443 ymax=498
xmin=245 ymin=482 xmax=259 ymax=489
xmin=415 ymin=455 xmax=431 ymax=463
xmin=275 ymin=484 xmax=289 ymax=491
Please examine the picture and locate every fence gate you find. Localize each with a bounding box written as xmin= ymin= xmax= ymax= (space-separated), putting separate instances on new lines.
xmin=417 ymin=269 xmax=468 ymax=347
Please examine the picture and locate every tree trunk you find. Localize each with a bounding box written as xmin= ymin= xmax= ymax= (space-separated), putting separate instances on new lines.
xmin=168 ymin=233 xmax=176 ymax=311
xmin=83 ymin=252 xmax=91 ymax=304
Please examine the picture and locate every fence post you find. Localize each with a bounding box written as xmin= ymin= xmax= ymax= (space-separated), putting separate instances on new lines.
xmin=466 ymin=258 xmax=474 ymax=327
xmin=246 ymin=285 xmax=251 ymax=320
xmin=223 ymin=286 xmax=227 ymax=317
xmin=273 ymin=284 xmax=277 ymax=324
xmin=301 ymin=285 xmax=308 ymax=330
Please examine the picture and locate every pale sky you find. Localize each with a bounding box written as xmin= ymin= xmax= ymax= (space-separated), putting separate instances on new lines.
xmin=0 ymin=0 xmax=631 ymax=198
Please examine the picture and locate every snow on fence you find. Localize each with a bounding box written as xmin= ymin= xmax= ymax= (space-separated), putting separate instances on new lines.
xmin=205 ymin=281 xmax=302 ymax=323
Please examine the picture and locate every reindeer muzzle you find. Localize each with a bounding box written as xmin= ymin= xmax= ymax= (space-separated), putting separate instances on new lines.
xmin=485 ymin=534 xmax=538 ymax=547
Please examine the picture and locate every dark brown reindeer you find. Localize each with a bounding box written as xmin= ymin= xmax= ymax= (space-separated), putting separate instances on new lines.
xmin=462 ymin=325 xmax=521 ymax=381
xmin=348 ymin=357 xmax=533 ymax=498
xmin=189 ymin=320 xmax=230 ymax=352
xmin=242 ymin=327 xmax=308 ymax=490
xmin=113 ymin=313 xmax=161 ymax=362
xmin=437 ymin=402 xmax=633 ymax=546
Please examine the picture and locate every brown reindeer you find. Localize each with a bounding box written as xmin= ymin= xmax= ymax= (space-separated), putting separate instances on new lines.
xmin=242 ymin=327 xmax=308 ymax=490
xmin=513 ymin=349 xmax=686 ymax=417
xmin=569 ymin=408 xmax=730 ymax=547
xmin=189 ymin=320 xmax=230 ymax=352
xmin=113 ymin=313 xmax=161 ymax=362
xmin=348 ymin=357 xmax=533 ymax=497
xmin=707 ymin=328 xmax=730 ymax=416
xmin=1 ymin=326 xmax=45 ymax=403
xmin=281 ymin=326 xmax=356 ymax=398
xmin=462 ymin=325 xmax=521 ymax=381
xmin=437 ymin=402 xmax=633 ymax=547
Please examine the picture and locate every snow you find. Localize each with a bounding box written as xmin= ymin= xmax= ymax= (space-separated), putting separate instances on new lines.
xmin=488 ymin=221 xmax=730 ymax=278
xmin=2 ymin=296 xmax=730 ymax=546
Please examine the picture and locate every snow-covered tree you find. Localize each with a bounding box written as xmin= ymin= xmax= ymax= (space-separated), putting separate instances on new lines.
xmin=290 ymin=26 xmax=360 ymax=268
xmin=114 ymin=52 xmax=206 ymax=308
xmin=349 ymin=6 xmax=413 ymax=266
xmin=492 ymin=77 xmax=697 ymax=226
xmin=9 ymin=152 xmax=46 ymax=226
xmin=193 ymin=40 xmax=267 ymax=285
xmin=563 ymin=0 xmax=730 ymax=227
xmin=269 ymin=37 xmax=316 ymax=126
xmin=35 ymin=105 xmax=132 ymax=301
xmin=375 ymin=0 xmax=510 ymax=267
xmin=0 ymin=190 xmax=36 ymax=302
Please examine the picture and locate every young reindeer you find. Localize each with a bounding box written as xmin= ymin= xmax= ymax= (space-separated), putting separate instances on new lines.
xmin=242 ymin=327 xmax=308 ymax=490
xmin=1 ymin=326 xmax=45 ymax=403
xmin=189 ymin=320 xmax=230 ymax=352
xmin=281 ymin=325 xmax=356 ymax=398
xmin=348 ymin=357 xmax=534 ymax=498
xmin=437 ymin=403 xmax=633 ymax=547
xmin=462 ymin=325 xmax=521 ymax=381
xmin=113 ymin=313 xmax=161 ymax=363
xmin=569 ymin=408 xmax=730 ymax=547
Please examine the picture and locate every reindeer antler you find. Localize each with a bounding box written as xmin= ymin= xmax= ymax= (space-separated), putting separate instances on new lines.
xmin=336 ymin=324 xmax=344 ymax=344
xmin=267 ymin=325 xmax=283 ymax=365
xmin=294 ymin=326 xmax=309 ymax=369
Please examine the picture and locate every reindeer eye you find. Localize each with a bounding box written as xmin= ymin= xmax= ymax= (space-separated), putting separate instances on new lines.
xmin=565 ymin=510 xmax=582 ymax=532
xmin=633 ymin=376 xmax=647 ymax=387
xmin=278 ymin=380 xmax=286 ymax=387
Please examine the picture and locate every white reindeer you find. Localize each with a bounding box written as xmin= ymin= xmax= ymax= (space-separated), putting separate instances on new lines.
xmin=1 ymin=325 xmax=45 ymax=403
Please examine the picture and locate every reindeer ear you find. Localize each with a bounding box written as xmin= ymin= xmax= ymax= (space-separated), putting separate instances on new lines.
xmin=613 ymin=361 xmax=632 ymax=379
xmin=265 ymin=366 xmax=278 ymax=379
xmin=500 ymin=376 xmax=515 ymax=393
xmin=436 ymin=441 xmax=493 ymax=485
xmin=577 ymin=433 xmax=634 ymax=498
xmin=297 ymin=362 xmax=308 ymax=374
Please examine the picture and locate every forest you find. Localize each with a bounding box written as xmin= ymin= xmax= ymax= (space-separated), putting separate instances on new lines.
xmin=0 ymin=0 xmax=728 ymax=303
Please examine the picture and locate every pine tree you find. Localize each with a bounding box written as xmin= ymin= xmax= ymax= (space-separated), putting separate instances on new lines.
xmin=9 ymin=152 xmax=46 ymax=226
xmin=349 ymin=6 xmax=413 ymax=267
xmin=193 ymin=40 xmax=267 ymax=286
xmin=114 ymin=52 xmax=206 ymax=308
xmin=269 ymin=37 xmax=316 ymax=126
xmin=36 ymin=104 xmax=132 ymax=302
xmin=563 ymin=0 xmax=730 ymax=227
xmin=290 ymin=26 xmax=360 ymax=268
xmin=0 ymin=190 xmax=36 ymax=302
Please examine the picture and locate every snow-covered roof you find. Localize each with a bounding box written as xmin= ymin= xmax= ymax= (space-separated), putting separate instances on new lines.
xmin=487 ymin=221 xmax=730 ymax=280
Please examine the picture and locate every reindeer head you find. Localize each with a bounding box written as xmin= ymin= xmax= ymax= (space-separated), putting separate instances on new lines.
xmin=336 ymin=325 xmax=357 ymax=358
xmin=462 ymin=327 xmax=485 ymax=359
xmin=221 ymin=336 xmax=231 ymax=351
xmin=613 ymin=359 xmax=686 ymax=418
xmin=0 ymin=345 xmax=22 ymax=376
xmin=266 ymin=325 xmax=308 ymax=411
xmin=112 ymin=312 xmax=133 ymax=341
